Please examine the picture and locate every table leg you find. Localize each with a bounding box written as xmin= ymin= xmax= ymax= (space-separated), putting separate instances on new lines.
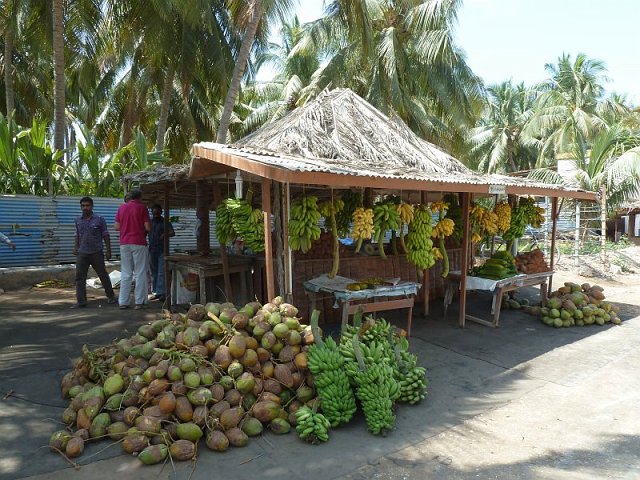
xmin=540 ymin=282 xmax=548 ymax=304
xmin=341 ymin=300 xmax=351 ymax=330
xmin=407 ymin=302 xmax=414 ymax=337
xmin=492 ymin=287 xmax=504 ymax=327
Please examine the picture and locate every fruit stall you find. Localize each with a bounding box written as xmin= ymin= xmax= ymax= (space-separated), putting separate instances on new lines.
xmin=185 ymin=89 xmax=596 ymax=327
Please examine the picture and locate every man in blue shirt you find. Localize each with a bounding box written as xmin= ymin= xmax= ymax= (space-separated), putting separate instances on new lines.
xmin=148 ymin=204 xmax=174 ymax=301
xmin=72 ymin=197 xmax=116 ymax=308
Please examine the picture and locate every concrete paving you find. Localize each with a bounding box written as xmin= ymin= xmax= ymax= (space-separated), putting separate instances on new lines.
xmin=1 ymin=276 xmax=639 ymax=480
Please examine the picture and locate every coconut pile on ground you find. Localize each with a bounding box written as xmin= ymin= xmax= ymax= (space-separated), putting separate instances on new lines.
xmin=539 ymin=282 xmax=621 ymax=328
xmin=50 ymin=298 xmax=428 ymax=465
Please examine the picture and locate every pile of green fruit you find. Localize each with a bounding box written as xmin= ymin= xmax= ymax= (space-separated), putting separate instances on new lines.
xmin=50 ymin=301 xmax=429 ymax=464
xmin=540 ymin=282 xmax=621 ymax=328
xmin=472 ymin=251 xmax=518 ymax=280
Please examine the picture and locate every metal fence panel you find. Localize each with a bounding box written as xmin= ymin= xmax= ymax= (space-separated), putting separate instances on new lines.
xmin=0 ymin=195 xmax=219 ymax=268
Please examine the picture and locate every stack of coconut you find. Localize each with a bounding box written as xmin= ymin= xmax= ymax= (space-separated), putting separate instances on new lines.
xmin=50 ymin=298 xmax=319 ymax=463
xmin=539 ymin=282 xmax=621 ymax=328
xmin=515 ymin=249 xmax=550 ymax=274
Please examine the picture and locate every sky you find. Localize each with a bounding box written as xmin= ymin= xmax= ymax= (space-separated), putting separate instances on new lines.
xmin=272 ymin=0 xmax=640 ymax=104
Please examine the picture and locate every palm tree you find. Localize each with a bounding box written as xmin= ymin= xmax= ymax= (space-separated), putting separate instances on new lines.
xmin=293 ymin=0 xmax=483 ymax=155
xmin=529 ymin=124 xmax=640 ymax=207
xmin=52 ymin=0 xmax=65 ymax=152
xmin=526 ymin=53 xmax=627 ymax=166
xmin=469 ymin=81 xmax=538 ymax=173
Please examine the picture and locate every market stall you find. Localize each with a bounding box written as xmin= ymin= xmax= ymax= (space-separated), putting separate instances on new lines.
xmin=185 ymin=88 xmax=596 ymax=328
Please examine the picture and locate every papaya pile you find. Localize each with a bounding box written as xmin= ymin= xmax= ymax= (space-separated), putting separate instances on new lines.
xmin=51 ymin=299 xmax=429 ymax=464
xmin=540 ymin=282 xmax=621 ymax=328
xmin=472 ymin=251 xmax=518 ymax=280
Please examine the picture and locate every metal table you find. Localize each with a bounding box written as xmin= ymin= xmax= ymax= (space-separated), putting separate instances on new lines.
xmin=304 ymin=274 xmax=420 ymax=336
xmin=444 ymin=270 xmax=553 ymax=328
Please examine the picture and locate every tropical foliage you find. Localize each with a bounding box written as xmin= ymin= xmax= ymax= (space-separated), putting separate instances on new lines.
xmin=1 ymin=1 xmax=640 ymax=206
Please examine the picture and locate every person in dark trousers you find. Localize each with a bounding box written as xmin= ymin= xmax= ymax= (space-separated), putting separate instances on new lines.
xmin=72 ymin=197 xmax=116 ymax=308
xmin=0 ymin=231 xmax=16 ymax=250
xmin=148 ymin=204 xmax=174 ymax=301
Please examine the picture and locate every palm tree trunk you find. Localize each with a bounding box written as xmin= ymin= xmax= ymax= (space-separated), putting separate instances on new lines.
xmin=154 ymin=63 xmax=175 ymax=152
xmin=4 ymin=29 xmax=15 ymax=115
xmin=216 ymin=0 xmax=264 ymax=144
xmin=52 ymin=0 xmax=66 ymax=155
xmin=506 ymin=134 xmax=517 ymax=172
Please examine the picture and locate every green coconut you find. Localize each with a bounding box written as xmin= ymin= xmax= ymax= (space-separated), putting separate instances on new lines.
xmin=176 ymin=422 xmax=204 ymax=442
xmin=240 ymin=417 xmax=264 ymax=437
xmin=235 ymin=372 xmax=256 ymax=394
xmin=138 ymin=444 xmax=168 ymax=465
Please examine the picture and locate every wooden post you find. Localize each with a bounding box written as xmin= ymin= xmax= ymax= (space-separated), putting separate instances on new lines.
xmin=600 ymin=184 xmax=607 ymax=267
xmin=212 ymin=181 xmax=233 ymax=301
xmin=274 ymin=182 xmax=285 ymax=296
xmin=283 ymin=183 xmax=293 ymax=303
xmin=163 ymin=184 xmax=171 ymax=305
xmin=196 ymin=181 xmax=210 ymax=256
xmin=420 ymin=190 xmax=429 ymax=316
xmin=629 ymin=211 xmax=637 ymax=241
xmin=574 ymin=200 xmax=581 ymax=267
xmin=548 ymin=197 xmax=559 ymax=296
xmin=262 ymin=178 xmax=275 ymax=301
xmin=459 ymin=192 xmax=471 ymax=328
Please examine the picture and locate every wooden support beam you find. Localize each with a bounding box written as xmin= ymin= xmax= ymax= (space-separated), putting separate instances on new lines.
xmin=163 ymin=185 xmax=171 ymax=305
xmin=459 ymin=192 xmax=471 ymax=328
xmin=421 ymin=190 xmax=429 ymax=316
xmin=212 ymin=181 xmax=233 ymax=302
xmin=196 ymin=181 xmax=210 ymax=256
xmin=283 ymin=183 xmax=293 ymax=303
xmin=548 ymin=197 xmax=559 ymax=296
xmin=262 ymin=178 xmax=275 ymax=301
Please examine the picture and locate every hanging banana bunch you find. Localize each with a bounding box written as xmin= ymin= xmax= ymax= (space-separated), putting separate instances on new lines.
xmin=336 ymin=190 xmax=363 ymax=237
xmin=289 ymin=195 xmax=322 ymax=253
xmin=443 ymin=194 xmax=463 ymax=244
xmin=493 ymin=201 xmax=512 ymax=234
xmin=406 ymin=205 xmax=435 ymax=270
xmin=396 ymin=202 xmax=414 ymax=254
xmin=221 ymin=194 xmax=265 ymax=253
xmin=320 ymin=197 xmax=345 ymax=278
xmin=431 ymin=202 xmax=455 ymax=278
xmin=470 ymin=204 xmax=499 ymax=244
xmin=372 ymin=200 xmax=401 ymax=260
xmin=215 ymin=201 xmax=235 ymax=245
xmin=351 ymin=207 xmax=374 ymax=252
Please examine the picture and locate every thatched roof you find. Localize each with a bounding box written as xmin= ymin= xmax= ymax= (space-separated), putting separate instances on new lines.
xmin=191 ymin=89 xmax=595 ymax=200
xmin=125 ymin=164 xmax=190 ymax=185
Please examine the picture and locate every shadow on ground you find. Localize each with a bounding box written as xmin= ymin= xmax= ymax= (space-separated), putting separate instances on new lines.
xmin=0 ymin=284 xmax=637 ymax=480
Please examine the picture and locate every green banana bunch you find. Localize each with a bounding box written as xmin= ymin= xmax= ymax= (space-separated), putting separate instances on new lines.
xmin=393 ymin=337 xmax=428 ymax=405
xmin=319 ymin=199 xmax=345 ymax=278
xmin=223 ymin=197 xmax=265 ymax=252
xmin=295 ymin=405 xmax=331 ymax=443
xmin=215 ymin=201 xmax=235 ymax=245
xmin=335 ymin=190 xmax=363 ymax=237
xmin=307 ymin=312 xmax=357 ymax=427
xmin=289 ymin=196 xmax=322 ymax=253
xmin=348 ymin=335 xmax=398 ymax=435
xmin=406 ymin=205 xmax=435 ymax=270
xmin=373 ymin=201 xmax=401 ymax=260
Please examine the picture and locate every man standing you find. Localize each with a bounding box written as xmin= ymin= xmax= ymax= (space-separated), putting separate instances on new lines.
xmin=72 ymin=197 xmax=116 ymax=308
xmin=148 ymin=204 xmax=175 ymax=301
xmin=115 ymin=189 xmax=150 ymax=309
xmin=0 ymin=231 xmax=16 ymax=250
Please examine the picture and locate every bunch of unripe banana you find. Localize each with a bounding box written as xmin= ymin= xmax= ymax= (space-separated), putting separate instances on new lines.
xmin=406 ymin=204 xmax=435 ymax=270
xmin=217 ymin=197 xmax=265 ymax=252
xmin=493 ymin=201 xmax=512 ymax=234
xmin=373 ymin=201 xmax=401 ymax=260
xmin=351 ymin=207 xmax=375 ymax=252
xmin=503 ymin=197 xmax=540 ymax=241
xmin=308 ymin=315 xmax=357 ymax=427
xmin=394 ymin=338 xmax=428 ymax=405
xmin=346 ymin=337 xmax=398 ymax=435
xmin=295 ymin=405 xmax=331 ymax=443
xmin=336 ymin=190 xmax=363 ymax=237
xmin=289 ymin=195 xmax=322 ymax=253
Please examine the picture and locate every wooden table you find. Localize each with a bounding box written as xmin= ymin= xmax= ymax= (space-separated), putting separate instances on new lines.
xmin=304 ymin=274 xmax=419 ymax=336
xmin=166 ymin=254 xmax=255 ymax=305
xmin=444 ymin=270 xmax=553 ymax=328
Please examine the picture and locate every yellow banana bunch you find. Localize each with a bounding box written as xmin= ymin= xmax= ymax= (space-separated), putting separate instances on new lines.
xmin=430 ymin=201 xmax=449 ymax=213
xmin=289 ymin=196 xmax=322 ymax=253
xmin=432 ymin=247 xmax=443 ymax=260
xmin=396 ymin=202 xmax=414 ymax=224
xmin=533 ymin=207 xmax=545 ymax=228
xmin=351 ymin=207 xmax=374 ymax=252
xmin=471 ymin=205 xmax=499 ymax=237
xmin=432 ymin=218 xmax=455 ymax=238
xmin=493 ymin=202 xmax=512 ymax=234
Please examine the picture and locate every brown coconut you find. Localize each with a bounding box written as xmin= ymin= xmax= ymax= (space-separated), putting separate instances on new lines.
xmin=274 ymin=364 xmax=294 ymax=389
xmin=169 ymin=440 xmax=196 ymax=461
xmin=206 ymin=430 xmax=229 ymax=452
xmin=219 ymin=406 xmax=244 ymax=430
xmin=214 ymin=345 xmax=233 ymax=370
xmin=174 ymin=396 xmax=194 ymax=422
xmin=251 ymin=401 xmax=282 ymax=423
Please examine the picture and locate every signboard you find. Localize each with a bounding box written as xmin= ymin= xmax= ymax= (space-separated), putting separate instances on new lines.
xmin=488 ymin=184 xmax=506 ymax=195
